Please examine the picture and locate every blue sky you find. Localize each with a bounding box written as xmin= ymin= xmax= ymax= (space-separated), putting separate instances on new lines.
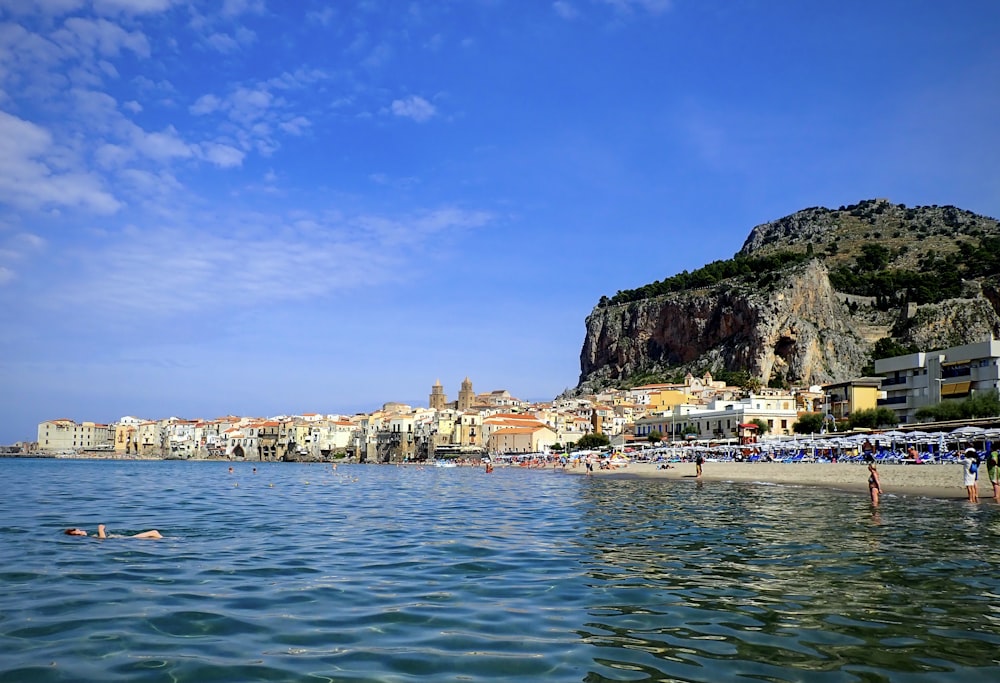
xmin=1 ymin=0 xmax=999 ymax=443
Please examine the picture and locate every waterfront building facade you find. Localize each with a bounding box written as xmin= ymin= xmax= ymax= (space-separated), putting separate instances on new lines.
xmin=37 ymin=419 xmax=111 ymax=451
xmin=822 ymin=378 xmax=883 ymax=422
xmin=875 ymin=339 xmax=1000 ymax=423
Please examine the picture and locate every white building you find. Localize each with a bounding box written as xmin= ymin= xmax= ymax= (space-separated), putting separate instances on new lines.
xmin=875 ymin=339 xmax=1000 ymax=424
xmin=37 ymin=419 xmax=112 ymax=451
xmin=634 ymin=392 xmax=799 ymax=440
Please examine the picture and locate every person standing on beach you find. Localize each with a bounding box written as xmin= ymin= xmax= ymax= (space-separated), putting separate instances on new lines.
xmin=962 ymin=448 xmax=980 ymax=503
xmin=695 ymin=453 xmax=704 ymax=479
xmin=867 ymin=463 xmax=883 ymax=506
xmin=988 ymin=447 xmax=1000 ymax=503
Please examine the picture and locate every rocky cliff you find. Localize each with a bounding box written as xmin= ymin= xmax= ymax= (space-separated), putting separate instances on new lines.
xmin=578 ymin=199 xmax=1000 ymax=390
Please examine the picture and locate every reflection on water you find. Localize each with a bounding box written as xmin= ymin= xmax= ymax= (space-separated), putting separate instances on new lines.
xmin=1 ymin=459 xmax=998 ymax=682
xmin=578 ymin=479 xmax=1000 ymax=681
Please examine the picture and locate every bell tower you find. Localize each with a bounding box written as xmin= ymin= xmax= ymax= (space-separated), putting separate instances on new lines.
xmin=458 ymin=377 xmax=474 ymax=411
xmin=429 ymin=379 xmax=447 ymax=410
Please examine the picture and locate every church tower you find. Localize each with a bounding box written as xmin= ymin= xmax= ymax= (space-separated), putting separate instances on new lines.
xmin=458 ymin=377 xmax=474 ymax=411
xmin=429 ymin=379 xmax=447 ymax=411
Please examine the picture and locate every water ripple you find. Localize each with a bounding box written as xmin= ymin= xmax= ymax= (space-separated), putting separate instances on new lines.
xmin=1 ymin=460 xmax=999 ymax=681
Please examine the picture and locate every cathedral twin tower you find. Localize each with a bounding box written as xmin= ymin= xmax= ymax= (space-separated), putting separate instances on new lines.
xmin=429 ymin=377 xmax=475 ymax=411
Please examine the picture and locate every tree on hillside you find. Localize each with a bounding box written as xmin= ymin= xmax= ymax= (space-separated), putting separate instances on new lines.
xmin=857 ymin=243 xmax=891 ymax=271
xmin=872 ymin=337 xmax=919 ymax=360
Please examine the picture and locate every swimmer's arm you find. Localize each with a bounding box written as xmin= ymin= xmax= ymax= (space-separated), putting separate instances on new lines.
xmin=97 ymin=524 xmax=107 ymax=539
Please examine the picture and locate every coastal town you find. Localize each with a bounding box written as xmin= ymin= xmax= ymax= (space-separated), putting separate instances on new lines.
xmin=16 ymin=339 xmax=1000 ymax=462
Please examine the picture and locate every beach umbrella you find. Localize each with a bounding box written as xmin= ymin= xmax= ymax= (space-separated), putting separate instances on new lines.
xmin=950 ymin=425 xmax=986 ymax=450
xmin=950 ymin=426 xmax=985 ymax=436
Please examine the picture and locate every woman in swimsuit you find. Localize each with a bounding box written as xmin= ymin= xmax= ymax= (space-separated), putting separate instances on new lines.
xmin=868 ymin=463 xmax=883 ymax=506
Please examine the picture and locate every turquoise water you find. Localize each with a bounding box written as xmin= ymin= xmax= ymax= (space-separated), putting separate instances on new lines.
xmin=1 ymin=460 xmax=999 ymax=682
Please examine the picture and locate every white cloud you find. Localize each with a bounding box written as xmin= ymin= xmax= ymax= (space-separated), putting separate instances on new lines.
xmin=200 ymin=141 xmax=245 ymax=168
xmin=205 ymin=32 xmax=239 ymax=53
xmin=278 ymin=115 xmax=309 ymax=135
xmin=0 ymin=110 xmax=121 ymax=214
xmin=204 ymin=26 xmax=256 ymax=53
xmin=48 ymin=206 xmax=494 ymax=317
xmin=94 ymin=142 xmax=131 ymax=167
xmin=189 ymin=93 xmax=222 ymax=115
xmin=221 ymin=0 xmax=264 ymax=17
xmin=92 ymin=0 xmax=178 ymax=15
xmin=0 ymin=231 xmax=47 ymax=285
xmin=228 ymin=86 xmax=274 ymax=123
xmin=122 ymin=99 xmax=142 ymax=113
xmin=53 ymin=17 xmax=151 ymax=60
xmin=0 ymin=0 xmax=85 ymax=16
xmin=130 ymin=124 xmax=194 ymax=162
xmin=14 ymin=232 xmax=47 ymax=251
xmin=391 ymin=95 xmax=436 ymax=123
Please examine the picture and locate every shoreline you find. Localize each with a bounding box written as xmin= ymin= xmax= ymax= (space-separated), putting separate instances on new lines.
xmin=563 ymin=461 xmax=996 ymax=502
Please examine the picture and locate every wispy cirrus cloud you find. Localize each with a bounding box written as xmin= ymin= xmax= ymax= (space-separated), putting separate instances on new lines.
xmin=188 ymin=70 xmax=331 ymax=154
xmin=91 ymin=0 xmax=179 ymax=15
xmin=0 ymin=231 xmax=47 ymax=286
xmin=45 ymin=206 xmax=494 ymax=317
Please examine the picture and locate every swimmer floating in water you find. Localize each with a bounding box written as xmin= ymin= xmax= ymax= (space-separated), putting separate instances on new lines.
xmin=65 ymin=523 xmax=162 ymax=539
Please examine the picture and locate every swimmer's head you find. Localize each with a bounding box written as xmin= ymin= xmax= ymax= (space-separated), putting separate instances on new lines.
xmin=65 ymin=528 xmax=88 ymax=536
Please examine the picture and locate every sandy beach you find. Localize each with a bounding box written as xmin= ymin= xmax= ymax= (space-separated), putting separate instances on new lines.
xmin=565 ymin=460 xmax=997 ymax=502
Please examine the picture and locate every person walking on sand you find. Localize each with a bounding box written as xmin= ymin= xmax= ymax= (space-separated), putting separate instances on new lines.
xmin=988 ymin=447 xmax=1000 ymax=503
xmin=65 ymin=524 xmax=162 ymax=539
xmin=867 ymin=463 xmax=884 ymax=506
xmin=695 ymin=453 xmax=704 ymax=479
xmin=962 ymin=448 xmax=980 ymax=503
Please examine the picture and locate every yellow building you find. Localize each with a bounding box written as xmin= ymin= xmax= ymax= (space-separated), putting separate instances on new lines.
xmin=647 ymin=389 xmax=687 ymax=412
xmin=822 ymin=378 xmax=883 ymax=421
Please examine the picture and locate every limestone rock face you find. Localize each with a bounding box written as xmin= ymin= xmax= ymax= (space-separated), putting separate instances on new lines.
xmin=577 ymin=200 xmax=1000 ymax=391
xmin=897 ymin=295 xmax=1000 ymax=351
xmin=579 ymin=260 xmax=870 ymax=388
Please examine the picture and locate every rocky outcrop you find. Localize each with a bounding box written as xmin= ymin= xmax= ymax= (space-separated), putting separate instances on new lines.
xmin=580 ymin=260 xmax=870 ymax=388
xmin=579 ymin=262 xmax=1000 ymax=391
xmin=578 ymin=200 xmax=1000 ymax=390
xmin=896 ymin=294 xmax=1000 ymax=351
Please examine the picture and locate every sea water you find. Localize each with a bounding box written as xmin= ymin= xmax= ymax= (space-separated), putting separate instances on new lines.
xmin=0 ymin=459 xmax=998 ymax=682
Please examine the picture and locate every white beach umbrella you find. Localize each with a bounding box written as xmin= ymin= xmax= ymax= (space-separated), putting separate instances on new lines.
xmin=950 ymin=425 xmax=985 ymax=436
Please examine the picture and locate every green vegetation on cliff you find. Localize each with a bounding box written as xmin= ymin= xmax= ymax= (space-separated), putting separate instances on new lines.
xmin=598 ymin=200 xmax=1000 ymax=311
xmin=599 ymin=250 xmax=809 ymax=308
xmin=829 ymin=236 xmax=1000 ymax=308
